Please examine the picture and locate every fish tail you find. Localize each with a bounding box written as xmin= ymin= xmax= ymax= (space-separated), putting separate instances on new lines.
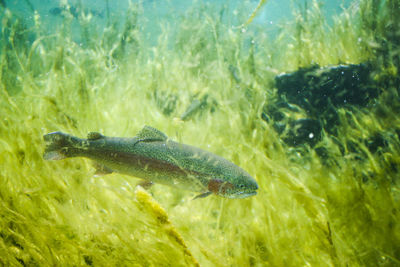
xmin=43 ymin=131 xmax=81 ymax=160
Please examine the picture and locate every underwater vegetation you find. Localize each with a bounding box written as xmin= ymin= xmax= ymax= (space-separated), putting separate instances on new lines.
xmin=0 ymin=0 xmax=399 ymax=266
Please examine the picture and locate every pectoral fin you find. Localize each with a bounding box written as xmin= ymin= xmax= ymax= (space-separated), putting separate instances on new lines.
xmin=193 ymin=191 xmax=212 ymax=200
xmin=137 ymin=180 xmax=154 ymax=190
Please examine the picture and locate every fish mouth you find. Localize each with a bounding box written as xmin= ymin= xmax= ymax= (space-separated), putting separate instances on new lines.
xmin=232 ymin=190 xmax=257 ymax=199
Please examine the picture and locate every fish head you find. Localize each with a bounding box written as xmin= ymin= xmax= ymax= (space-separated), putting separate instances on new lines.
xmin=208 ymin=172 xmax=258 ymax=199
xmin=228 ymin=173 xmax=259 ymax=198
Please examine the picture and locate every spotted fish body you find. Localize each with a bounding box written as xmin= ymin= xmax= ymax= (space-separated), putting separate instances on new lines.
xmin=43 ymin=126 xmax=258 ymax=198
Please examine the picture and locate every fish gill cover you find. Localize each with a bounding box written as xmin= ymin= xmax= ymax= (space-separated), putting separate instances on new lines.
xmin=0 ymin=0 xmax=399 ymax=266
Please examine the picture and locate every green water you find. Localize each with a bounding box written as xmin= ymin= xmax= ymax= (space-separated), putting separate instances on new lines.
xmin=0 ymin=0 xmax=399 ymax=266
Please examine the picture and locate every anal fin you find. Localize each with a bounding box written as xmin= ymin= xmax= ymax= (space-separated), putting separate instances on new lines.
xmin=93 ymin=163 xmax=113 ymax=177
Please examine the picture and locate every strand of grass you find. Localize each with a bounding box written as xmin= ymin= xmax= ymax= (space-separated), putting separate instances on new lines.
xmin=135 ymin=187 xmax=200 ymax=267
xmin=204 ymin=13 xmax=223 ymax=70
xmin=0 ymin=88 xmax=19 ymax=111
xmin=9 ymin=33 xmax=27 ymax=77
xmin=105 ymin=0 xmax=110 ymax=26
xmin=26 ymin=35 xmax=53 ymax=75
xmin=242 ymin=0 xmax=268 ymax=28
xmin=4 ymin=18 xmax=43 ymax=94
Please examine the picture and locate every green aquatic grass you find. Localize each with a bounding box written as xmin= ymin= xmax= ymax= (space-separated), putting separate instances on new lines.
xmin=1 ymin=0 xmax=399 ymax=266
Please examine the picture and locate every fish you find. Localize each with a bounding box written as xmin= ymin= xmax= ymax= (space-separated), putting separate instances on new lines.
xmin=43 ymin=126 xmax=258 ymax=199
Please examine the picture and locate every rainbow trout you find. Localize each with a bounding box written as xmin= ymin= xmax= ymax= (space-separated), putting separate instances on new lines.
xmin=43 ymin=126 xmax=258 ymax=199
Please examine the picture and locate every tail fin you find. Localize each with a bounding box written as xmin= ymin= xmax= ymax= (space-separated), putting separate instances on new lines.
xmin=43 ymin=131 xmax=80 ymax=160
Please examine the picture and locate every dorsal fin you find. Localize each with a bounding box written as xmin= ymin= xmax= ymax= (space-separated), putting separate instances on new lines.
xmin=136 ymin=126 xmax=168 ymax=142
xmin=87 ymin=132 xmax=105 ymax=140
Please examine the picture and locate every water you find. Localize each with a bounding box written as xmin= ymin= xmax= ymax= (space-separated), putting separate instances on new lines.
xmin=2 ymin=0 xmax=354 ymax=46
xmin=0 ymin=0 xmax=399 ymax=266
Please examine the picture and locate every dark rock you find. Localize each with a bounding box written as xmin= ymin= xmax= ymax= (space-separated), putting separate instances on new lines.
xmin=275 ymin=63 xmax=379 ymax=114
xmin=262 ymin=63 xmax=381 ymax=149
xmin=314 ymin=146 xmax=338 ymax=167
xmin=282 ymin=119 xmax=322 ymax=147
xmin=322 ymin=104 xmax=340 ymax=135
xmin=262 ymin=103 xmax=286 ymax=122
xmin=273 ymin=122 xmax=286 ymax=135
xmin=271 ymin=111 xmax=285 ymax=122
xmin=261 ymin=112 xmax=270 ymax=123
xmin=315 ymin=146 xmax=329 ymax=160
xmin=346 ymin=140 xmax=360 ymax=154
xmin=331 ymin=136 xmax=345 ymax=155
xmin=346 ymin=140 xmax=367 ymax=160
xmin=365 ymin=133 xmax=388 ymax=153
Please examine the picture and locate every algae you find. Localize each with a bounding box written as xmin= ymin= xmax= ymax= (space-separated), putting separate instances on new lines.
xmin=0 ymin=0 xmax=399 ymax=266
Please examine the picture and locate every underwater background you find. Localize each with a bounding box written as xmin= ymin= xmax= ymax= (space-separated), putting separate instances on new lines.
xmin=1 ymin=0 xmax=400 ymax=266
